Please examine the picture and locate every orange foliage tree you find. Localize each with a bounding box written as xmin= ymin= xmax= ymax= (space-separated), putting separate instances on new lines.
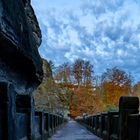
xmin=69 ymin=85 xmax=104 ymax=118
xmin=100 ymin=67 xmax=132 ymax=110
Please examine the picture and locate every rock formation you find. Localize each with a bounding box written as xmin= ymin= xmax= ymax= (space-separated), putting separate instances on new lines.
xmin=0 ymin=0 xmax=43 ymax=94
xmin=0 ymin=0 xmax=44 ymax=139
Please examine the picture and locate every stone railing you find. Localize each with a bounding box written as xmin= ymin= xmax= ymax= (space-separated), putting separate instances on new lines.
xmin=0 ymin=82 xmax=66 ymax=140
xmin=17 ymin=111 xmax=65 ymax=140
xmin=76 ymin=96 xmax=140 ymax=140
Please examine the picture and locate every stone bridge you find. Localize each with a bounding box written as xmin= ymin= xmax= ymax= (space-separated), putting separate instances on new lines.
xmin=0 ymin=0 xmax=140 ymax=140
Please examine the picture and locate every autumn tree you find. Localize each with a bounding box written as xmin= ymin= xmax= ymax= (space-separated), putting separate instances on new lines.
xmin=72 ymin=59 xmax=84 ymax=85
xmin=42 ymin=59 xmax=53 ymax=82
xmin=100 ymin=67 xmax=132 ymax=110
xmin=54 ymin=62 xmax=71 ymax=84
xmin=70 ymin=85 xmax=104 ymax=118
xmin=54 ymin=59 xmax=94 ymax=86
xmin=83 ymin=60 xmax=94 ymax=86
xmin=72 ymin=59 xmax=94 ymax=86
xmin=133 ymin=82 xmax=140 ymax=100
xmin=34 ymin=59 xmax=72 ymax=114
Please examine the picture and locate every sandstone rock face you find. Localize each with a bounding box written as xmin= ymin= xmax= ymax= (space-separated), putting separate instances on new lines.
xmin=42 ymin=59 xmax=53 ymax=82
xmin=0 ymin=1 xmax=43 ymax=139
xmin=25 ymin=2 xmax=42 ymax=48
xmin=0 ymin=0 xmax=43 ymax=94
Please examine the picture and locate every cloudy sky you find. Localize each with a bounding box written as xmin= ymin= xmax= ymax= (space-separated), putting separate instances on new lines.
xmin=32 ymin=0 xmax=140 ymax=83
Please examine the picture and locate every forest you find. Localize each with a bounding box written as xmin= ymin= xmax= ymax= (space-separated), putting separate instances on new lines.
xmin=34 ymin=58 xmax=140 ymax=118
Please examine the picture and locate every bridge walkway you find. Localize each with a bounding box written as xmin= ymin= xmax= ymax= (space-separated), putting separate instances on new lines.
xmin=49 ymin=120 xmax=102 ymax=140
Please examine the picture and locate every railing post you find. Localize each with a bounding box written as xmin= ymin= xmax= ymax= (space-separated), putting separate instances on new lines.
xmin=3 ymin=83 xmax=17 ymax=140
xmin=48 ymin=113 xmax=51 ymax=137
xmin=56 ymin=115 xmax=58 ymax=128
xmin=128 ymin=114 xmax=139 ymax=140
xmin=42 ymin=112 xmax=46 ymax=140
xmin=52 ymin=114 xmax=55 ymax=133
xmin=41 ymin=112 xmax=45 ymax=140
xmin=92 ymin=116 xmax=96 ymax=133
xmin=119 ymin=96 xmax=139 ymax=140
xmin=97 ymin=114 xmax=102 ymax=137
xmin=100 ymin=112 xmax=107 ymax=138
xmin=34 ymin=111 xmax=42 ymax=140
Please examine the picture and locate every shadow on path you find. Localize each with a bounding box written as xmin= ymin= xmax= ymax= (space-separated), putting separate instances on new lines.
xmin=49 ymin=120 xmax=102 ymax=140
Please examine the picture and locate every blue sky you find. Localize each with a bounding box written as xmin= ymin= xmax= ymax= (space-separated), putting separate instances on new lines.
xmin=32 ymin=0 xmax=140 ymax=83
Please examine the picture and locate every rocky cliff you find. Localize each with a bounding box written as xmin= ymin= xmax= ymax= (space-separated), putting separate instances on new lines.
xmin=0 ymin=0 xmax=43 ymax=94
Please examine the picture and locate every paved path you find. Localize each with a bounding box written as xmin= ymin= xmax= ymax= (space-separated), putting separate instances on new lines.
xmin=49 ymin=120 xmax=102 ymax=140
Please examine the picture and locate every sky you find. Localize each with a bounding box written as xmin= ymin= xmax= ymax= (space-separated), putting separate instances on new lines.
xmin=31 ymin=0 xmax=140 ymax=83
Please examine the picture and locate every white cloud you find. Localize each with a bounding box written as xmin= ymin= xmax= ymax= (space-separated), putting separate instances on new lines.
xmin=32 ymin=0 xmax=140 ymax=83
